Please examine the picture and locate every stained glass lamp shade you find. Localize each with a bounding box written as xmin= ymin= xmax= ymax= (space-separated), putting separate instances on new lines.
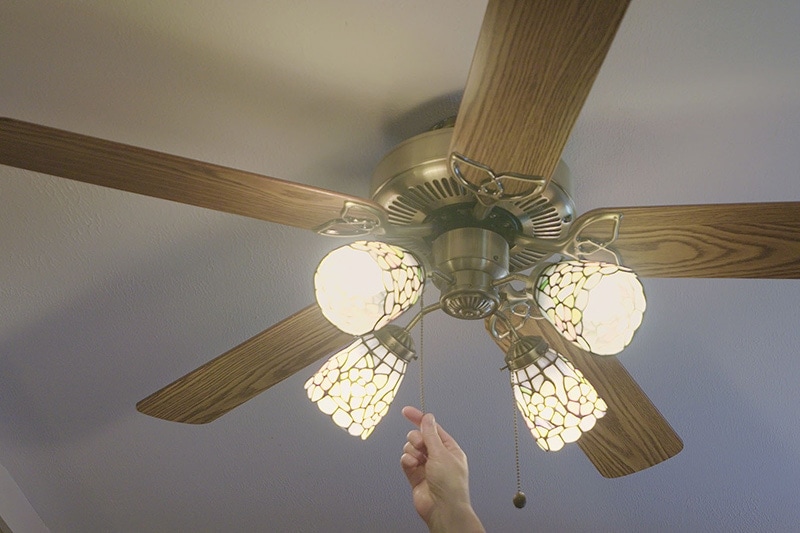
xmin=314 ymin=241 xmax=424 ymax=335
xmin=506 ymin=336 xmax=607 ymax=451
xmin=304 ymin=325 xmax=415 ymax=440
xmin=533 ymin=261 xmax=646 ymax=356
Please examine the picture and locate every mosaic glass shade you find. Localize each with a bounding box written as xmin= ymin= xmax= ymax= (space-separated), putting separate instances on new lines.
xmin=314 ymin=241 xmax=424 ymax=335
xmin=508 ymin=339 xmax=607 ymax=451
xmin=533 ymin=261 xmax=646 ymax=356
xmin=304 ymin=325 xmax=415 ymax=440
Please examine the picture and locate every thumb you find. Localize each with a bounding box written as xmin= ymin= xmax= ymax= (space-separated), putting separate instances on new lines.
xmin=420 ymin=413 xmax=444 ymax=453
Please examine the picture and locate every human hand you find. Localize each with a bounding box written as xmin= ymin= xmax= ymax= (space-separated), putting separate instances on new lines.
xmin=400 ymin=406 xmax=485 ymax=533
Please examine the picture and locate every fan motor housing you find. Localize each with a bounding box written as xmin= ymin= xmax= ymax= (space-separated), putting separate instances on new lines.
xmin=370 ymin=125 xmax=575 ymax=272
xmin=432 ymin=227 xmax=509 ymax=319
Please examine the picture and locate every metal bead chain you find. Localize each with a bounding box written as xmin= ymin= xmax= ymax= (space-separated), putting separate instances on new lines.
xmin=512 ymin=379 xmax=521 ymax=492
xmin=511 ymin=374 xmax=527 ymax=508
xmin=418 ymin=291 xmax=425 ymax=414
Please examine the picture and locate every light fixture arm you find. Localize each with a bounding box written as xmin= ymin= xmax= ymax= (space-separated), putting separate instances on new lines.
xmin=491 ymin=262 xmax=553 ymax=321
xmin=488 ymin=310 xmax=524 ymax=344
xmin=404 ymin=302 xmax=443 ymax=333
xmin=493 ymin=275 xmax=533 ymax=320
xmin=494 ymin=261 xmax=553 ymax=304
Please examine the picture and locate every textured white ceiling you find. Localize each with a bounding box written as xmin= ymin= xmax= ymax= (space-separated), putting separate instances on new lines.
xmin=2 ymin=1 xmax=800 ymax=531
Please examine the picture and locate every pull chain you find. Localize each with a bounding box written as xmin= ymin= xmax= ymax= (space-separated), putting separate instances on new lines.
xmin=418 ymin=291 xmax=425 ymax=414
xmin=510 ymin=374 xmax=527 ymax=509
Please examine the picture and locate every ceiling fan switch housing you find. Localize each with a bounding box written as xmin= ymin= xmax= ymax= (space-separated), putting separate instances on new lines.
xmin=432 ymin=227 xmax=509 ymax=319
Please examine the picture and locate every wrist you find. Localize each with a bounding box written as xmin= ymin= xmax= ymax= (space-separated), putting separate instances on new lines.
xmin=428 ymin=502 xmax=485 ymax=533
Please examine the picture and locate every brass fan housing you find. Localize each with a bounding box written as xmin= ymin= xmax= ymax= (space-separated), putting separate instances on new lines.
xmin=370 ymin=125 xmax=575 ymax=272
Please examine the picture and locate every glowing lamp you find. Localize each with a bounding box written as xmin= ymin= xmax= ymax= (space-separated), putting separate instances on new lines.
xmin=304 ymin=325 xmax=415 ymax=440
xmin=533 ymin=261 xmax=646 ymax=356
xmin=506 ymin=336 xmax=607 ymax=451
xmin=314 ymin=241 xmax=424 ymax=335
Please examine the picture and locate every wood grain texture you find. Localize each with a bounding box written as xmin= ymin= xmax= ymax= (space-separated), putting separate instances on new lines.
xmin=578 ymin=203 xmax=800 ymax=278
xmin=0 ymin=117 xmax=384 ymax=230
xmin=451 ymin=0 xmax=630 ymax=196
xmin=136 ymin=304 xmax=354 ymax=424
xmin=486 ymin=313 xmax=682 ymax=478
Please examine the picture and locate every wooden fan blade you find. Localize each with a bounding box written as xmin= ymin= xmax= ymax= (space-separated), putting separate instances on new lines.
xmin=486 ymin=313 xmax=682 ymax=478
xmin=578 ymin=203 xmax=800 ymax=278
xmin=136 ymin=304 xmax=354 ymax=424
xmin=0 ymin=117 xmax=384 ymax=230
xmin=451 ymin=0 xmax=630 ymax=196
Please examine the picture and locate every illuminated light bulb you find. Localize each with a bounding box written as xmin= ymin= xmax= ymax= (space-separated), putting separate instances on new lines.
xmin=533 ymin=261 xmax=646 ymax=356
xmin=304 ymin=325 xmax=415 ymax=440
xmin=506 ymin=336 xmax=607 ymax=451
xmin=314 ymin=241 xmax=424 ymax=335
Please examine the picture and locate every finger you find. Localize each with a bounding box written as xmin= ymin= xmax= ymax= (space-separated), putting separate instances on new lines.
xmin=420 ymin=413 xmax=445 ymax=453
xmin=400 ymin=451 xmax=420 ymax=469
xmin=400 ymin=453 xmax=426 ymax=488
xmin=433 ymin=424 xmax=463 ymax=454
xmin=407 ymin=429 xmax=425 ymax=452
xmin=403 ymin=441 xmax=426 ymax=463
xmin=404 ymin=406 xmax=462 ymax=454
xmin=402 ymin=405 xmax=424 ymax=426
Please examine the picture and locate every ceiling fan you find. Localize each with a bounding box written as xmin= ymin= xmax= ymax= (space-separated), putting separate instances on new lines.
xmin=2 ymin=0 xmax=800 ymax=480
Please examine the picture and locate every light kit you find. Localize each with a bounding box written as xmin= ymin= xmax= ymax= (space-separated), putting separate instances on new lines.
xmin=307 ymin=214 xmax=645 ymax=444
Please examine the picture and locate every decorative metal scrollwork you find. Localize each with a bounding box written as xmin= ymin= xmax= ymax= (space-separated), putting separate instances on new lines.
xmin=315 ymin=201 xmax=385 ymax=237
xmin=568 ymin=212 xmax=623 ymax=264
xmin=450 ymin=152 xmax=547 ymax=206
xmin=512 ymin=211 xmax=624 ymax=263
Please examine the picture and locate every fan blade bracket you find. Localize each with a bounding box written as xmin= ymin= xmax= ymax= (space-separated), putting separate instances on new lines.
xmin=512 ymin=210 xmax=624 ymax=263
xmin=571 ymin=212 xmax=624 ymax=262
xmin=315 ymin=200 xmax=386 ymax=237
xmin=450 ymin=152 xmax=547 ymax=206
xmin=315 ymin=199 xmax=435 ymax=242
